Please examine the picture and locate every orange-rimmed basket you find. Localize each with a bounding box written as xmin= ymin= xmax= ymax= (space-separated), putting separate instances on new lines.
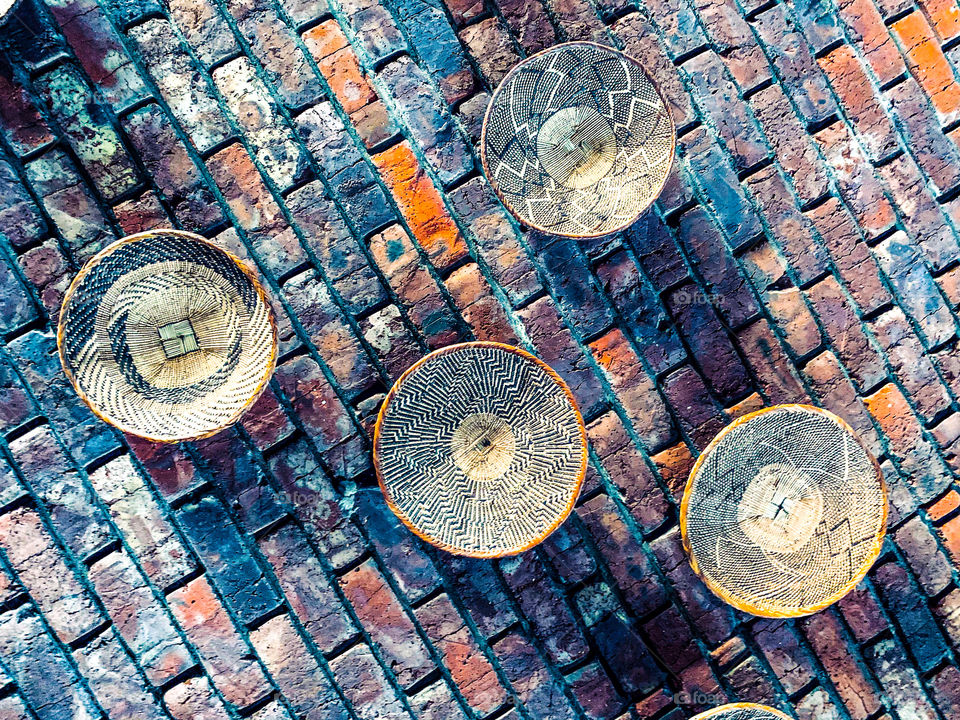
xmin=57 ymin=229 xmax=277 ymax=443
xmin=373 ymin=342 xmax=587 ymax=557
xmin=680 ymin=404 xmax=887 ymax=618
xmin=691 ymin=703 xmax=794 ymax=720
xmin=480 ymin=41 xmax=676 ymax=238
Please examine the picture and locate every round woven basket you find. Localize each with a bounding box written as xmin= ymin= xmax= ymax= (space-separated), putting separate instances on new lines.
xmin=692 ymin=703 xmax=794 ymax=720
xmin=57 ymin=230 xmax=277 ymax=443
xmin=681 ymin=404 xmax=887 ymax=618
xmin=480 ymin=41 xmax=675 ymax=238
xmin=373 ymin=342 xmax=587 ymax=557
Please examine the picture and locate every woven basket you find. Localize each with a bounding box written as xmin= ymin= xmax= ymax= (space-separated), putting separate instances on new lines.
xmin=58 ymin=230 xmax=277 ymax=442
xmin=373 ymin=342 xmax=587 ymax=557
xmin=692 ymin=703 xmax=794 ymax=720
xmin=481 ymin=41 xmax=675 ymax=238
xmin=681 ymin=404 xmax=887 ymax=618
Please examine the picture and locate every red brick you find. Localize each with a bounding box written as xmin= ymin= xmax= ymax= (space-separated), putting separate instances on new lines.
xmin=304 ymin=22 xmax=378 ymax=115
xmin=415 ymin=594 xmax=507 ymax=715
xmin=445 ymin=263 xmax=517 ymax=343
xmin=804 ymin=197 xmax=891 ymax=315
xmin=837 ymin=583 xmax=887 ymax=643
xmin=0 ymin=508 xmax=101 ymax=644
xmin=589 ymin=329 xmax=673 ymax=451
xmin=920 ymin=0 xmax=960 ymax=41
xmin=928 ymin=490 xmax=960 ymax=522
xmin=125 ymin=434 xmax=202 ymax=501
xmin=752 ymin=619 xmax=815 ymax=695
xmin=458 ymin=18 xmax=521 ymax=86
xmin=73 ymin=631 xmax=166 ymax=720
xmin=168 ymin=575 xmax=271 ymax=708
xmin=370 ymin=225 xmax=462 ymax=348
xmin=803 ymin=350 xmax=881 ymax=455
xmin=736 ymin=318 xmax=807 ymax=404
xmin=371 ymin=142 xmax=468 ymax=273
xmin=805 ymin=276 xmax=886 ymax=390
xmin=88 ymin=455 xmax=194 ymax=588
xmin=251 ymin=614 xmax=350 ymax=719
xmin=0 ymin=73 xmax=53 ymax=155
xmin=864 ymin=383 xmax=951 ymax=502
xmin=892 ymin=12 xmax=960 ymax=122
xmin=838 ymin=0 xmax=907 ymax=86
xmin=813 ymin=122 xmax=896 ymax=239
xmin=165 ymin=676 xmax=233 ymax=720
xmin=517 ymin=296 xmax=604 ymax=417
xmin=339 ymin=559 xmax=433 ymax=687
xmin=258 ymin=523 xmax=356 ymax=653
xmin=89 ymin=550 xmax=193 ymax=686
xmin=818 ymin=46 xmax=899 ymax=160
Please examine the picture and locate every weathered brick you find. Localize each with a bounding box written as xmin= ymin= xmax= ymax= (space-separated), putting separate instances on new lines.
xmin=416 ymin=594 xmax=507 ymax=714
xmin=177 ymin=496 xmax=280 ymax=624
xmin=168 ymin=574 xmax=272 ymax=707
xmin=128 ymin=20 xmax=232 ymax=153
xmin=251 ymin=614 xmax=350 ymax=720
xmin=340 ymin=559 xmax=434 ymax=687
xmin=0 ymin=606 xmax=99 ymax=720
xmin=73 ymin=630 xmax=166 ymax=720
xmin=892 ymin=12 xmax=960 ymax=124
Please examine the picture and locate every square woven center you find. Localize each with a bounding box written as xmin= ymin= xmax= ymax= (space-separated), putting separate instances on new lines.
xmin=158 ymin=320 xmax=199 ymax=359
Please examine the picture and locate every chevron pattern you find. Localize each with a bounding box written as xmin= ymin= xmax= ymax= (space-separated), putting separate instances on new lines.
xmin=693 ymin=704 xmax=793 ymax=720
xmin=375 ymin=343 xmax=585 ymax=557
xmin=59 ymin=231 xmax=276 ymax=442
xmin=481 ymin=42 xmax=674 ymax=237
xmin=683 ymin=406 xmax=886 ymax=617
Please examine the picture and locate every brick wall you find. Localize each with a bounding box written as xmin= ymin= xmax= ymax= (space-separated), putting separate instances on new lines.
xmin=0 ymin=0 xmax=959 ymax=716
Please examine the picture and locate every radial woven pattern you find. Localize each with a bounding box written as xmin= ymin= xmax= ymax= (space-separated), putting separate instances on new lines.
xmin=374 ymin=342 xmax=587 ymax=557
xmin=692 ymin=703 xmax=793 ymax=720
xmin=481 ymin=41 xmax=674 ymax=238
xmin=58 ymin=230 xmax=277 ymax=442
xmin=681 ymin=405 xmax=886 ymax=617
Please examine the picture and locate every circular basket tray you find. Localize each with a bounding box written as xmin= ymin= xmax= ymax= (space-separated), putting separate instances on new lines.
xmin=480 ymin=41 xmax=675 ymax=238
xmin=681 ymin=404 xmax=887 ymax=618
xmin=58 ymin=230 xmax=277 ymax=443
xmin=692 ymin=703 xmax=794 ymax=720
xmin=373 ymin=342 xmax=587 ymax=557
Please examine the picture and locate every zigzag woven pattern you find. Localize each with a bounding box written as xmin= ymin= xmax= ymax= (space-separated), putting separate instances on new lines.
xmin=58 ymin=231 xmax=276 ymax=442
xmin=682 ymin=405 xmax=887 ymax=617
xmin=481 ymin=41 xmax=674 ymax=237
xmin=692 ymin=704 xmax=793 ymax=720
xmin=374 ymin=343 xmax=586 ymax=557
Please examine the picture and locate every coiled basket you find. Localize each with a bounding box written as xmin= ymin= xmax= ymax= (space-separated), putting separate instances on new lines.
xmin=681 ymin=404 xmax=887 ymax=617
xmin=57 ymin=230 xmax=277 ymax=443
xmin=481 ymin=41 xmax=675 ymax=238
xmin=373 ymin=342 xmax=587 ymax=557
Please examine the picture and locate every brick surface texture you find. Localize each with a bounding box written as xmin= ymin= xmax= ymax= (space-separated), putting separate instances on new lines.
xmin=0 ymin=0 xmax=959 ymax=716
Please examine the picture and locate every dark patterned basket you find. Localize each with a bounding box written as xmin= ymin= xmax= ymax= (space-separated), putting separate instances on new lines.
xmin=58 ymin=230 xmax=277 ymax=442
xmin=481 ymin=41 xmax=675 ymax=238
xmin=681 ymin=405 xmax=887 ymax=618
xmin=374 ymin=342 xmax=587 ymax=557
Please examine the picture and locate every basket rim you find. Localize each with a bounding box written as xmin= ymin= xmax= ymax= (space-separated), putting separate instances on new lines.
xmin=56 ymin=229 xmax=279 ymax=444
xmin=679 ymin=403 xmax=888 ymax=618
xmin=479 ymin=40 xmax=677 ymax=239
xmin=372 ymin=340 xmax=588 ymax=558
xmin=691 ymin=702 xmax=795 ymax=720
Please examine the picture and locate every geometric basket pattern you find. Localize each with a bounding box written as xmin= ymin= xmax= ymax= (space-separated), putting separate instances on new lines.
xmin=481 ymin=41 xmax=675 ymax=238
xmin=692 ymin=703 xmax=794 ymax=720
xmin=682 ymin=404 xmax=887 ymax=618
xmin=374 ymin=342 xmax=587 ymax=557
xmin=58 ymin=230 xmax=277 ymax=442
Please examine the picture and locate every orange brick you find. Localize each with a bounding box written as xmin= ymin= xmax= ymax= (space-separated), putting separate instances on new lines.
xmin=893 ymin=12 xmax=960 ymax=120
xmin=929 ymin=490 xmax=960 ymax=523
xmin=302 ymin=19 xmax=349 ymax=60
xmin=919 ymin=0 xmax=960 ymax=42
xmin=372 ymin=141 xmax=469 ymax=272
xmin=652 ymin=442 xmax=694 ymax=503
xmin=838 ymin=0 xmax=906 ymax=86
xmin=939 ymin=515 xmax=960 ymax=564
xmin=304 ymin=21 xmax=377 ymax=114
